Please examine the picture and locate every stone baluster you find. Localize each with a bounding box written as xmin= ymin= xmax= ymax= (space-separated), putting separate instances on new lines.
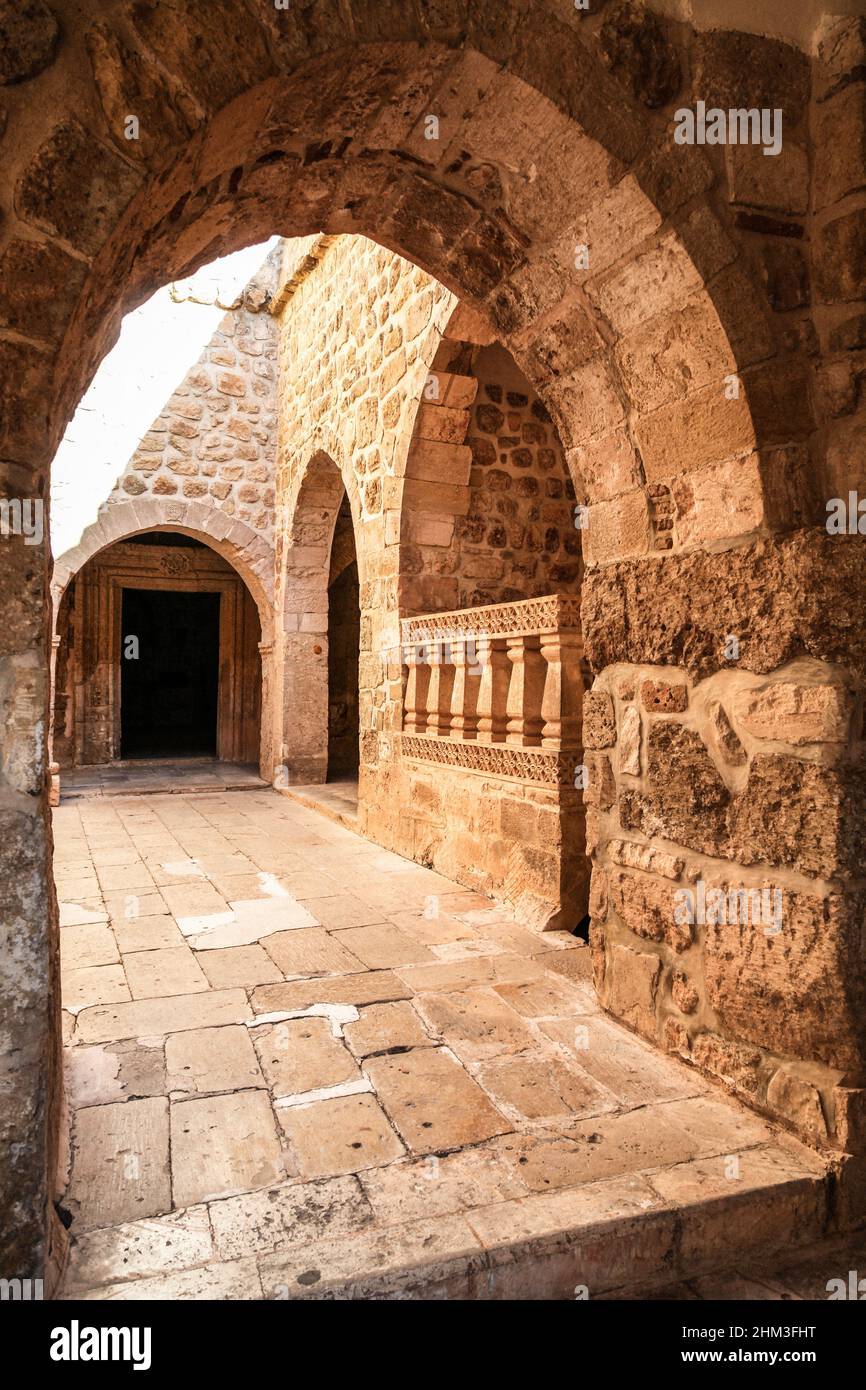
xmin=540 ymin=630 xmax=583 ymax=749
xmin=403 ymin=642 xmax=431 ymax=734
xmin=505 ymin=634 xmax=545 ymax=746
xmin=449 ymin=635 xmax=482 ymax=740
xmin=475 ymin=635 xmax=510 ymax=743
xmin=425 ymin=637 xmax=455 ymax=736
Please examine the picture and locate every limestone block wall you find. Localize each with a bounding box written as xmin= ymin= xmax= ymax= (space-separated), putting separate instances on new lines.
xmin=112 ymin=255 xmax=280 ymax=542
xmin=585 ymin=654 xmax=866 ymax=1156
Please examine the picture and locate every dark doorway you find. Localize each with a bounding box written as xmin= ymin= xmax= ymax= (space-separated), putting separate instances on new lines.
xmin=121 ymin=588 xmax=220 ymax=757
xmin=327 ymin=496 xmax=360 ymax=778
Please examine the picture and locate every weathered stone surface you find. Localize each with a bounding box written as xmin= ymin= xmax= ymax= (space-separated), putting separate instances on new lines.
xmin=86 ymin=23 xmax=194 ymax=164
xmin=599 ymin=2 xmax=681 ymax=108
xmin=726 ymin=757 xmax=865 ymax=880
xmin=364 ymin=1047 xmax=511 ymax=1152
xmin=814 ymin=209 xmax=866 ymax=304
xmin=0 ymin=238 xmax=88 ymax=345
xmin=618 ymin=703 xmax=641 ymax=774
xmin=67 ymin=1098 xmax=170 ymax=1230
xmin=704 ymin=890 xmax=866 ymax=1072
xmin=620 ymin=724 xmax=729 ymax=856
xmin=690 ymin=1033 xmax=762 ymax=1097
xmin=16 ymin=120 xmax=141 ymax=258
xmin=607 ymin=839 xmax=684 ymax=880
xmin=278 ymin=1094 xmax=404 ymax=1179
xmin=766 ymin=1070 xmax=828 ymax=1143
xmin=604 ymin=943 xmax=661 ymax=1040
xmin=691 ymin=31 xmax=810 ymax=124
xmin=710 ymin=702 xmax=747 ymax=766
xmin=582 ymin=689 xmax=616 ymax=748
xmin=0 ymin=0 xmax=58 ymax=85
xmin=171 ymin=1090 xmax=285 ymax=1206
xmin=641 ymin=679 xmax=687 ymax=713
xmin=583 ymin=533 xmax=866 ymax=681
xmin=733 ymin=682 xmax=851 ymax=745
xmin=609 ymin=869 xmax=692 ymax=954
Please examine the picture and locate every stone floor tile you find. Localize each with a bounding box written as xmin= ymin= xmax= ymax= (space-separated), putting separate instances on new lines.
xmin=197 ymin=943 xmax=283 ymax=988
xmin=65 ymin=1207 xmax=213 ymax=1291
xmin=104 ymin=892 xmax=168 ymax=923
xmin=364 ymin=1047 xmax=511 ymax=1153
xmin=68 ymin=1257 xmax=263 ymax=1301
xmin=62 ymin=964 xmax=131 ymax=1013
xmin=397 ymin=952 xmax=545 ymax=995
xmin=539 ymin=1014 xmax=707 ymax=1105
xmin=473 ymin=1052 xmax=619 ymax=1122
xmin=298 ymin=895 xmax=388 ymax=930
xmin=258 ymin=1213 xmax=482 ymax=1300
xmin=413 ymin=987 xmax=536 ymax=1062
xmin=209 ymin=1174 xmax=373 ymax=1260
xmin=332 ymin=923 xmax=435 ymax=969
xmin=60 ymin=922 xmax=119 ymax=970
xmin=277 ymin=1093 xmax=404 ymax=1178
xmin=165 ymin=1024 xmax=265 ymax=1096
xmin=251 ymin=971 xmax=411 ymax=1014
xmin=67 ymin=1098 xmax=170 ymax=1230
xmin=252 ymin=1017 xmax=361 ymax=1096
xmin=123 ymin=946 xmax=210 ymax=999
xmin=60 ymin=901 xmax=109 ymax=927
xmin=360 ymin=1148 xmax=527 ymax=1224
xmin=67 ymin=1041 xmax=165 ymax=1108
xmin=262 ymin=926 xmax=366 ymax=978
xmin=113 ymin=914 xmax=186 ymax=953
xmin=386 ymin=908 xmax=476 ymax=947
xmin=343 ymin=1001 xmax=434 ymax=1058
xmin=160 ymin=882 xmax=230 ymax=917
xmin=492 ymin=975 xmax=597 ymax=1019
xmin=171 ymin=1090 xmax=286 ymax=1206
xmin=76 ymin=988 xmax=252 ymax=1044
xmin=96 ymin=863 xmax=157 ymax=893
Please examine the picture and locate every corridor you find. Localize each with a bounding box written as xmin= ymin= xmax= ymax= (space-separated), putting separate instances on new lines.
xmin=56 ymin=787 xmax=830 ymax=1300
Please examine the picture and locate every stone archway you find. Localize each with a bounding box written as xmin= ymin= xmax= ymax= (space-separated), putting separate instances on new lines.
xmin=275 ymin=450 xmax=363 ymax=784
xmin=0 ymin=4 xmax=864 ymax=1283
xmin=51 ymin=500 xmax=275 ymax=779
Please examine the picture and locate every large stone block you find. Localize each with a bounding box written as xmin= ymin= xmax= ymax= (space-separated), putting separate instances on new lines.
xmin=582 ymin=532 xmax=866 ymax=681
xmin=704 ymin=889 xmax=866 ymax=1072
xmin=733 ymin=681 xmax=851 ymax=745
xmin=16 ymin=119 xmax=141 ymax=259
xmin=814 ymin=209 xmax=866 ymax=304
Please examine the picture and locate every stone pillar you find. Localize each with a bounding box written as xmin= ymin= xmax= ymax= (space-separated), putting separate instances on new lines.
xmin=475 ymin=635 xmax=510 ymax=743
xmin=449 ymin=636 xmax=481 ymax=739
xmin=505 ymin=635 xmax=545 ymax=746
xmin=540 ymin=630 xmax=583 ymax=749
xmin=403 ymin=643 xmax=431 ymax=734
xmin=426 ymin=639 xmax=455 ymax=736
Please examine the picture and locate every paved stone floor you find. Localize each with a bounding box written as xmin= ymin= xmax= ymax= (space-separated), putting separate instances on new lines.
xmin=56 ymin=787 xmax=839 ymax=1301
xmin=60 ymin=760 xmax=265 ymax=798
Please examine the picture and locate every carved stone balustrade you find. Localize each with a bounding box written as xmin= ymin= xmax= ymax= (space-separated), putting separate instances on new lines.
xmin=399 ymin=594 xmax=583 ymax=789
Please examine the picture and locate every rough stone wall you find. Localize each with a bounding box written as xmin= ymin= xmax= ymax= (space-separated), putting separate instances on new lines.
xmin=585 ymin=654 xmax=866 ymax=1157
xmin=461 ymin=343 xmax=579 ymax=606
xmin=111 ymin=258 xmax=279 ymax=543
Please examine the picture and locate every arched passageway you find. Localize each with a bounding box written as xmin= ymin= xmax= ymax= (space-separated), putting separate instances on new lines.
xmin=54 ymin=530 xmax=264 ymax=771
xmin=1 ymin=4 xmax=864 ymax=1284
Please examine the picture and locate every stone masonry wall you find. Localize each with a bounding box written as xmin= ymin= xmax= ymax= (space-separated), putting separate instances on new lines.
xmin=111 ymin=253 xmax=280 ymax=543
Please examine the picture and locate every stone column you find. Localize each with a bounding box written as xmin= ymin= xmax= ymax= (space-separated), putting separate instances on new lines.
xmin=449 ymin=636 xmax=481 ymax=739
xmin=505 ymin=634 xmax=545 ymax=746
xmin=540 ymin=630 xmax=583 ymax=749
xmin=475 ymin=635 xmax=510 ymax=743
xmin=403 ymin=643 xmax=431 ymax=734
xmin=426 ymin=638 xmax=455 ymax=736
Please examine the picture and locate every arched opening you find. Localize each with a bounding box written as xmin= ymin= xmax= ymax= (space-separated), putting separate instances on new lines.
xmin=3 ymin=5 xmax=863 ymax=1293
xmin=326 ymin=494 xmax=360 ymax=782
xmin=54 ymin=528 xmax=266 ymax=780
